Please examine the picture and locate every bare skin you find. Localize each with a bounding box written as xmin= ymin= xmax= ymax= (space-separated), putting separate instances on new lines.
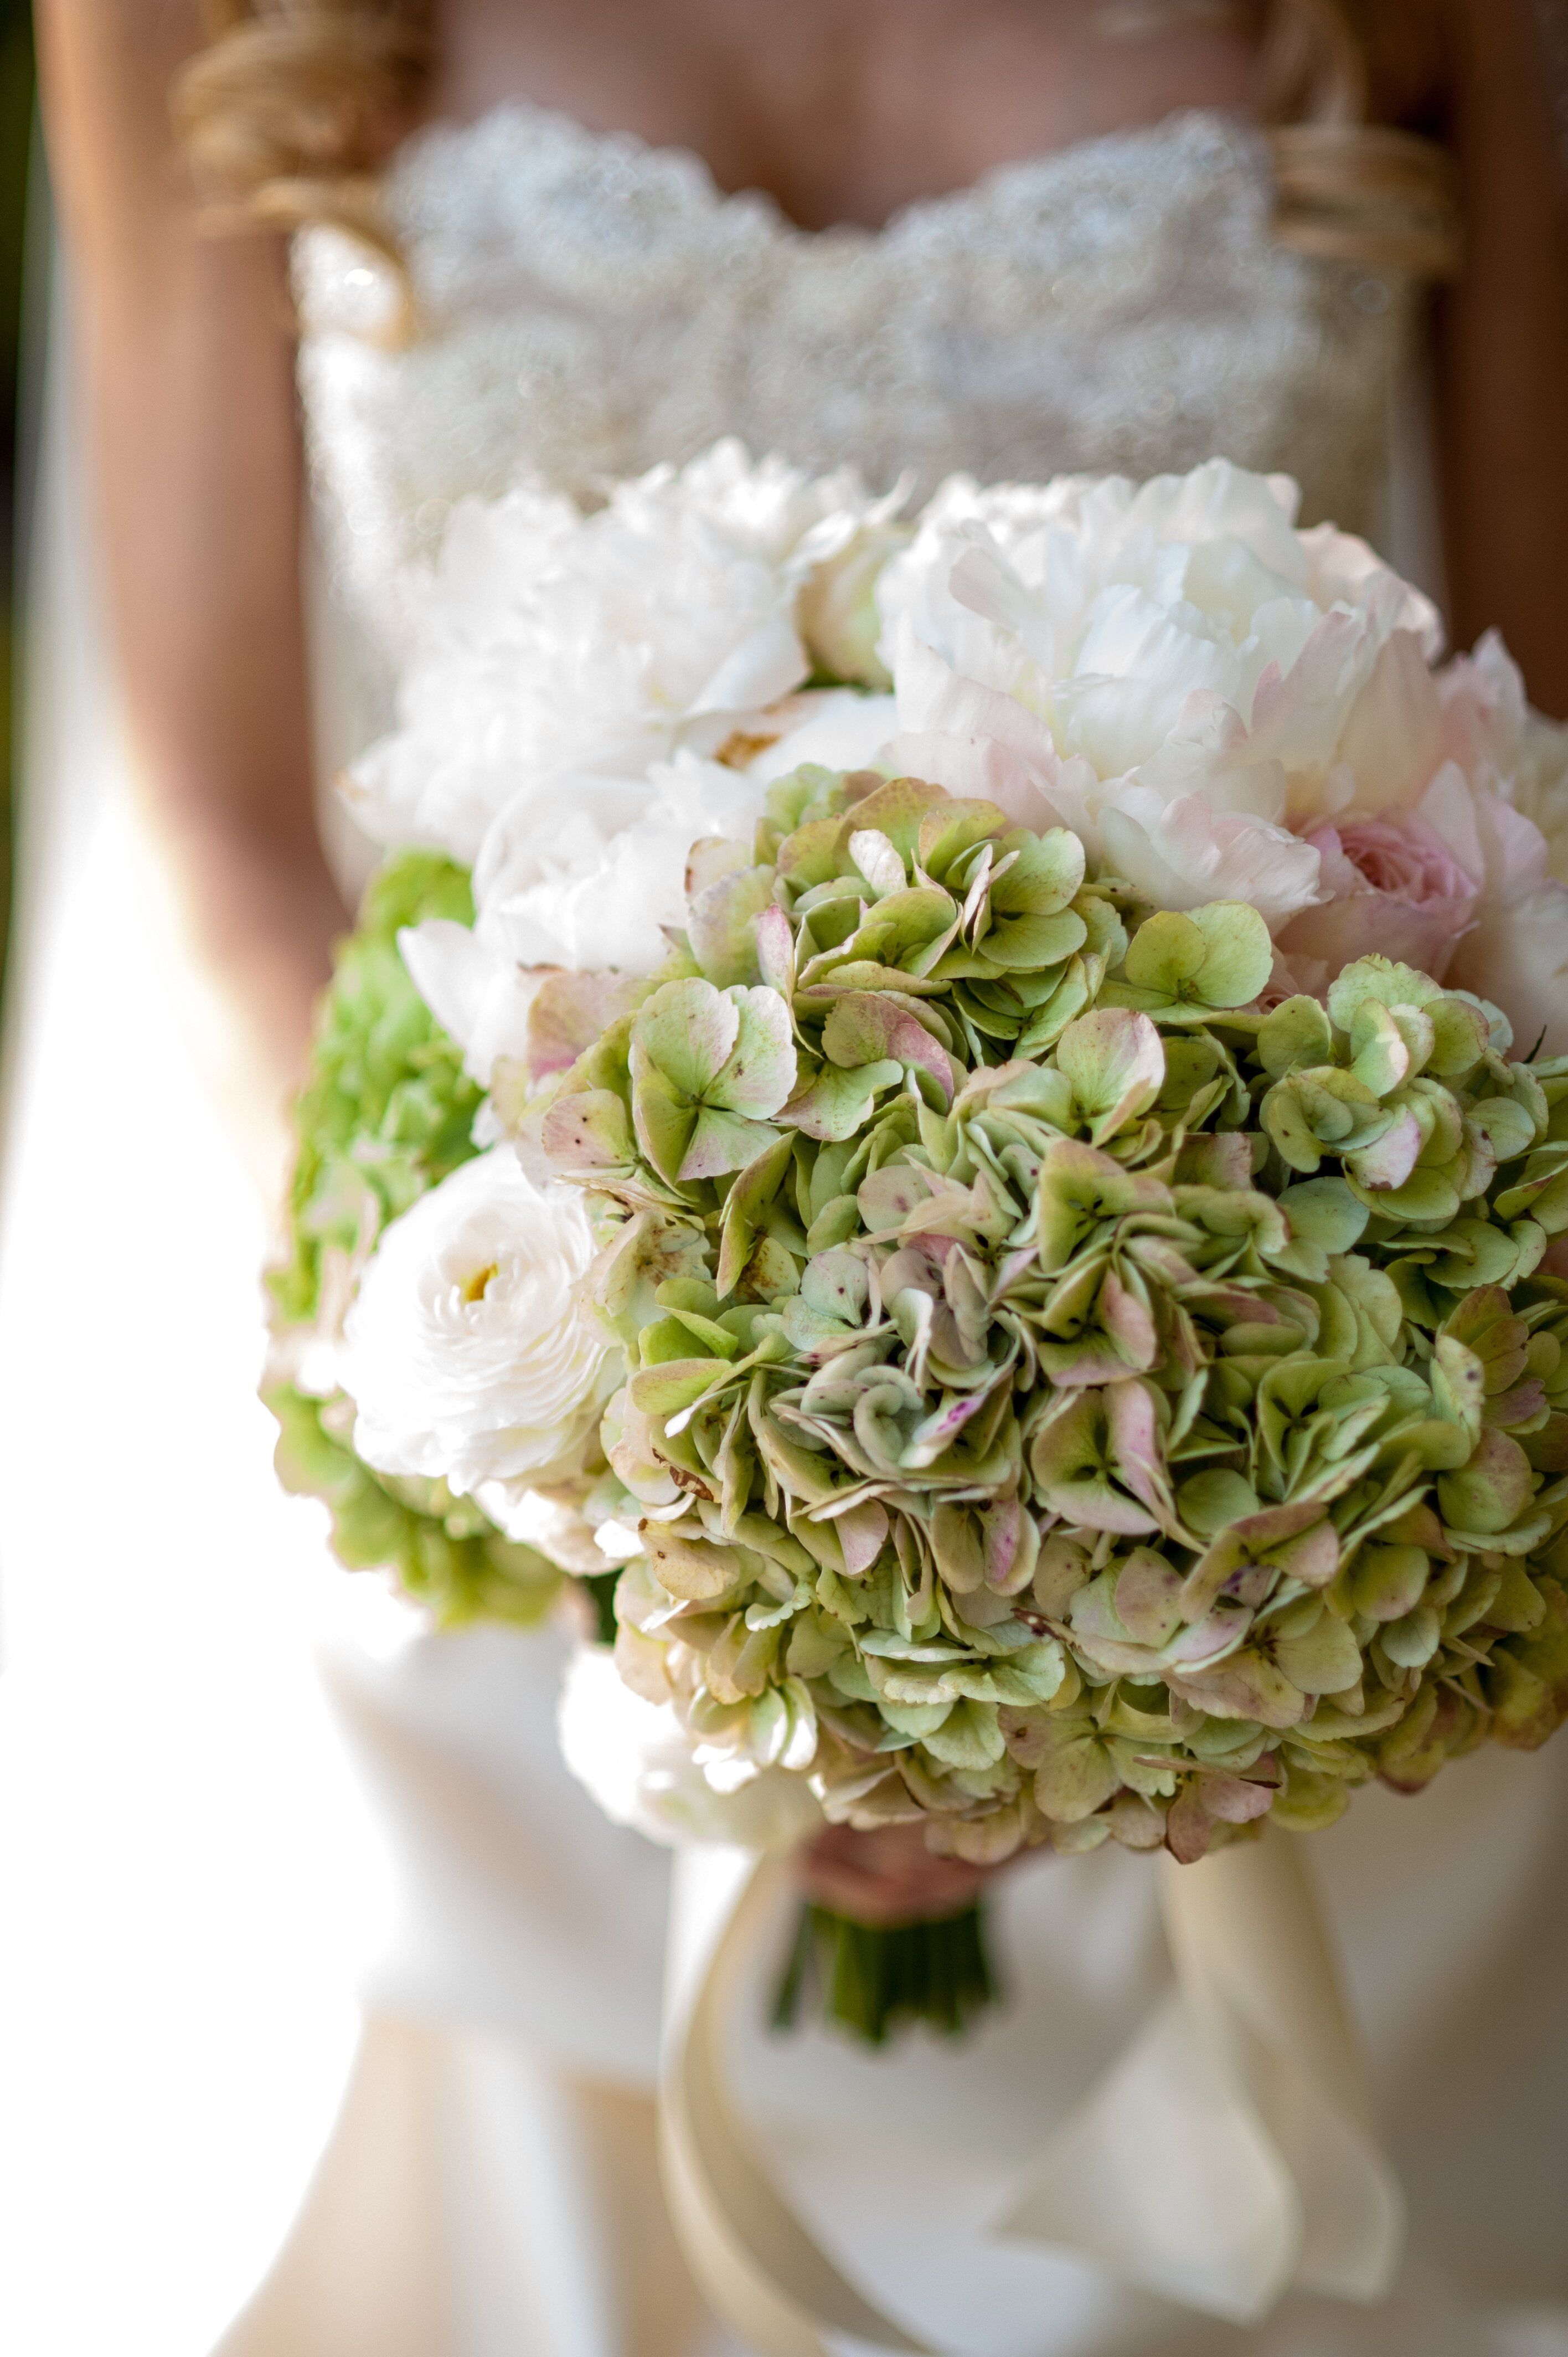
xmin=35 ymin=0 xmax=1568 ymax=1915
xmin=36 ymin=3 xmax=348 ymax=1129
xmin=803 ymin=1819 xmax=999 ymax=1923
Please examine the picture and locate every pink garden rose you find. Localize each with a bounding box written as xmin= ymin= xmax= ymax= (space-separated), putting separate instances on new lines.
xmin=1277 ymin=811 xmax=1478 ymax=987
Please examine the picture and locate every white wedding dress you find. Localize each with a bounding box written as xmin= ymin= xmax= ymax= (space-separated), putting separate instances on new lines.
xmin=2 ymin=100 xmax=1564 ymax=2357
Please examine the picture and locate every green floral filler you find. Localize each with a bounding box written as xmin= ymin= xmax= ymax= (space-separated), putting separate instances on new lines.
xmin=517 ymin=765 xmax=1568 ymax=1888
xmin=271 ymin=848 xmax=482 ymax=1327
xmin=266 ymin=848 xmax=563 ymax=1628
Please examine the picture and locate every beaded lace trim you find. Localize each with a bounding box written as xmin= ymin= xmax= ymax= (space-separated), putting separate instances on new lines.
xmin=296 ymin=101 xmax=1409 ymax=671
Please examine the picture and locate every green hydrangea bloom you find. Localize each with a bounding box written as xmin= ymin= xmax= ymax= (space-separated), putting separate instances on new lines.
xmin=266 ymin=1382 xmax=562 ymax=1625
xmin=517 ymin=768 xmax=1568 ymax=1866
xmin=270 ymin=850 xmax=484 ymax=1327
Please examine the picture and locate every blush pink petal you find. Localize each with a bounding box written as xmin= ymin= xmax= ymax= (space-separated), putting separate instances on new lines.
xmin=1278 ymin=812 xmax=1478 ymax=984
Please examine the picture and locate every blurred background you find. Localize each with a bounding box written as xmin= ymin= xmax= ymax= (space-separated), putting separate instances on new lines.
xmin=0 ymin=25 xmax=388 ymax=2352
xmin=0 ymin=0 xmax=34 ymax=1031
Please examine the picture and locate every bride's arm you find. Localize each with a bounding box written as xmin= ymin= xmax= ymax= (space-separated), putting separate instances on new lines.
xmin=35 ymin=0 xmax=350 ymax=1111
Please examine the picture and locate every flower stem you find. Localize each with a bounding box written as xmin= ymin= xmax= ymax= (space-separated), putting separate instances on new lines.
xmin=771 ymin=1899 xmax=999 ymax=2045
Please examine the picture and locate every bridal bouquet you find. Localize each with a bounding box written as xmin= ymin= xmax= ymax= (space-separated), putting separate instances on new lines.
xmin=269 ymin=444 xmax=1568 ymax=2040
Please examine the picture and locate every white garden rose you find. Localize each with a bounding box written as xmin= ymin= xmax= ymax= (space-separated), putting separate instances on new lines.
xmin=879 ymin=459 xmax=1440 ymax=930
xmin=343 ymin=442 xmax=899 ymax=862
xmin=340 ymin=1147 xmax=616 ymax=1536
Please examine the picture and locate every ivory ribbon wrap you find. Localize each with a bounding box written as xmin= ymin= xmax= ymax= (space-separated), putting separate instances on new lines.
xmin=999 ymin=1833 xmax=1405 ymax=2321
xmin=662 ymin=1846 xmax=932 ymax=2357
xmin=661 ymin=1833 xmax=1405 ymax=2357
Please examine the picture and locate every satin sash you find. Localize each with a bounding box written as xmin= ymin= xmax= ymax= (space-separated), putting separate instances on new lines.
xmin=661 ymin=1833 xmax=1404 ymax=2356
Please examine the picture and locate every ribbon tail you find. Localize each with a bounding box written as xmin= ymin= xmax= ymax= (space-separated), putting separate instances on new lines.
xmin=998 ymin=1830 xmax=1404 ymax=2324
xmin=660 ymin=1845 xmax=936 ymax=2357
xmin=1162 ymin=1829 xmax=1405 ymax=2305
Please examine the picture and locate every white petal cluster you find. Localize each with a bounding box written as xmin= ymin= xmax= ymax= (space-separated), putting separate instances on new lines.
xmin=364 ymin=441 xmax=1568 ymax=1092
xmin=874 ymin=459 xmax=1568 ymax=1043
xmin=395 ymin=702 xmax=896 ymax=1096
xmin=879 ymin=460 xmax=1442 ymax=929
xmin=340 ymin=1147 xmax=616 ymax=1534
xmin=557 ymin=1645 xmax=822 ymax=1852
xmin=344 ymin=441 xmax=906 ymax=864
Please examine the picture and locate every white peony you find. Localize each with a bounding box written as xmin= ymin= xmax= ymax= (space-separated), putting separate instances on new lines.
xmin=879 ymin=459 xmax=1441 ymax=931
xmin=396 ymin=698 xmax=901 ymax=1095
xmin=394 ymin=755 xmax=764 ymax=1096
xmin=557 ymin=1645 xmax=821 ymax=1852
xmin=473 ymin=752 xmax=764 ymax=974
xmin=398 ymin=913 xmax=543 ymax=1093
xmin=1426 ymin=632 xmax=1568 ymax=1051
xmin=340 ymin=1147 xmax=616 ymax=1535
xmin=744 ymin=686 xmax=899 ymax=784
xmin=343 ymin=442 xmax=900 ymax=863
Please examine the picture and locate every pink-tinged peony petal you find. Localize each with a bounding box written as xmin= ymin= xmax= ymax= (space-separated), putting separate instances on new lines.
xmin=891 ymin=625 xmax=1051 ymax=765
xmin=1417 ymin=759 xmax=1550 ymax=902
xmin=1129 ymin=690 xmax=1290 ymax=826
xmin=885 ymin=626 xmax=1075 ymax=831
xmin=1433 ymin=630 xmax=1531 ymax=775
xmin=1247 ymin=607 xmax=1372 ymax=795
xmin=1099 ymin=789 xmax=1324 ymax=932
xmin=1334 ymin=627 xmax=1446 ymax=814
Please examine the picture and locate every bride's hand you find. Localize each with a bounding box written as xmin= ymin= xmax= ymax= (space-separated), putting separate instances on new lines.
xmin=799 ymin=1819 xmax=1007 ymax=1925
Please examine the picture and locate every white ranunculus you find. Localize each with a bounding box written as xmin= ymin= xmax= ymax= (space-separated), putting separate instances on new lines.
xmin=342 ymin=442 xmax=896 ymax=862
xmin=341 ymin=1148 xmax=615 ymax=1533
xmin=879 ymin=460 xmax=1441 ymax=932
xmin=557 ymin=1645 xmax=821 ymax=1851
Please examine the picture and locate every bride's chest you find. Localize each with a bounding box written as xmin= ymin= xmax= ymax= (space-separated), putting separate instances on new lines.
xmin=296 ymin=105 xmax=1410 ymax=650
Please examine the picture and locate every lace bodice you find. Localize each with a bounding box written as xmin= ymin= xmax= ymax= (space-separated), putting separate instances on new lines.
xmin=296 ymin=101 xmax=1413 ymax=694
